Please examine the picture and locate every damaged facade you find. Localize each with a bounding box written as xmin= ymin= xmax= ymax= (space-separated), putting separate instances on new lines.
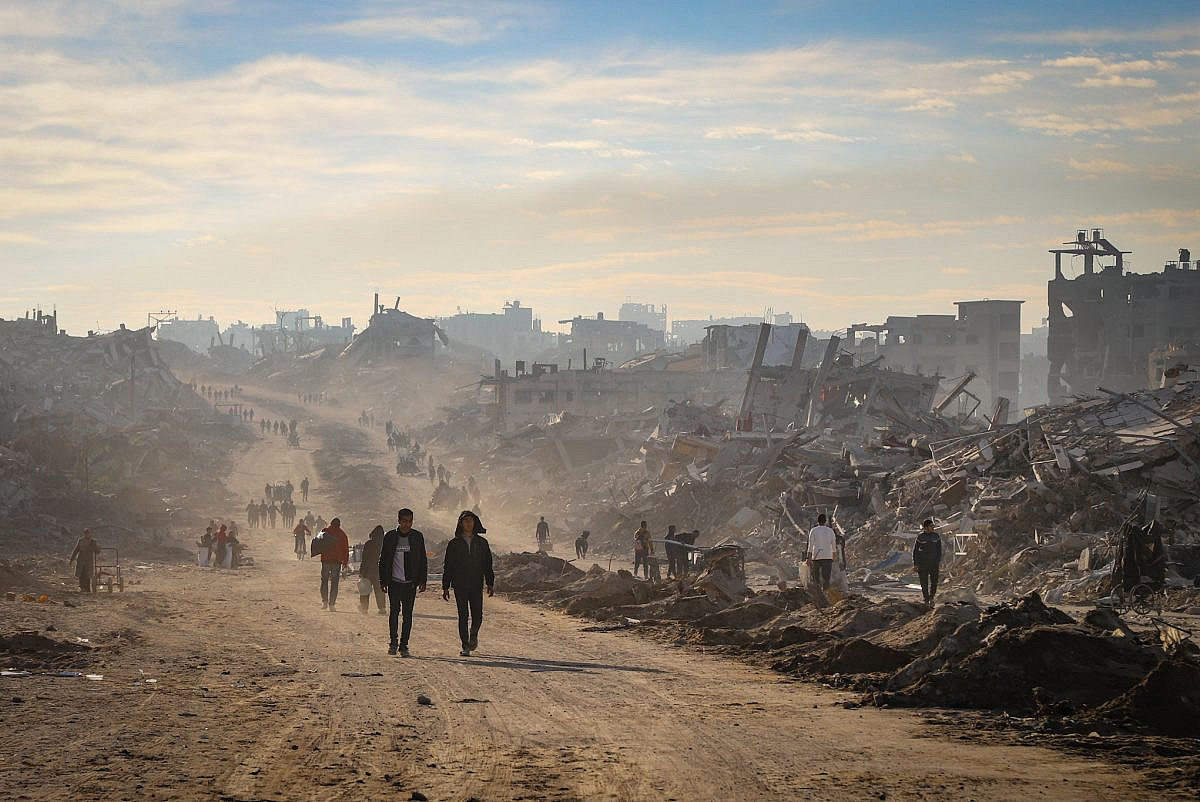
xmin=846 ymin=299 xmax=1022 ymax=414
xmin=1048 ymin=229 xmax=1200 ymax=401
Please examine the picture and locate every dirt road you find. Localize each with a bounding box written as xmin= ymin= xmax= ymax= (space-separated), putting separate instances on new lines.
xmin=0 ymin=391 xmax=1177 ymax=801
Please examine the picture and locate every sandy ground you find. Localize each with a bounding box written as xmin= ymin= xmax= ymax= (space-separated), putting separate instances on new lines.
xmin=0 ymin=388 xmax=1183 ymax=801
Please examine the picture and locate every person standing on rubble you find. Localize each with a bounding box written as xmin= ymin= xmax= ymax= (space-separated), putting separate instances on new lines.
xmin=664 ymin=524 xmax=680 ymax=578
xmin=633 ymin=521 xmax=653 ymax=579
xmin=913 ymin=520 xmax=943 ymax=605
xmin=69 ymin=528 xmax=101 ymax=593
xmin=443 ymin=510 xmax=494 ymax=657
xmin=806 ymin=515 xmax=837 ymax=591
xmin=319 ymin=517 xmax=349 ymax=611
xmin=379 ymin=510 xmax=428 ymax=656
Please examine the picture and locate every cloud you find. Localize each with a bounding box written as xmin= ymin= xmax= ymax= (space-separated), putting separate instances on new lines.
xmin=1067 ymin=157 xmax=1135 ymax=174
xmin=703 ymin=125 xmax=859 ymax=143
xmin=1001 ymin=20 xmax=1200 ymax=46
xmin=314 ymin=2 xmax=539 ymax=45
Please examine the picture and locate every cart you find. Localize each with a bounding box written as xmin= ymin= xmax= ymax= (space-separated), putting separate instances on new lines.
xmin=94 ymin=547 xmax=124 ymax=592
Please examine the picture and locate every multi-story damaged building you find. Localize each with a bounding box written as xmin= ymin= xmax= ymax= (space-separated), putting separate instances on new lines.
xmin=156 ymin=314 xmax=222 ymax=354
xmin=845 ymin=299 xmax=1021 ymax=414
xmin=702 ymin=322 xmax=816 ymax=371
xmin=1047 ymin=229 xmax=1200 ymax=401
xmin=618 ymin=302 xmax=668 ymax=334
xmin=481 ymin=361 xmax=731 ymax=432
xmin=438 ymin=301 xmax=555 ymax=365
xmin=556 ymin=313 xmax=666 ymax=365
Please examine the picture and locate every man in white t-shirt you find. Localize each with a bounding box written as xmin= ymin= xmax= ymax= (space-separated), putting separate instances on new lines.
xmin=806 ymin=514 xmax=838 ymax=591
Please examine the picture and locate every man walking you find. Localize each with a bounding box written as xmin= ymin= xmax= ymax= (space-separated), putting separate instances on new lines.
xmin=319 ymin=517 xmax=349 ymax=611
xmin=300 ymin=476 xmax=310 ymax=503
xmin=535 ymin=516 xmax=550 ymax=552
xmin=913 ymin=519 xmax=943 ymax=605
xmin=359 ymin=525 xmax=388 ymax=616
xmin=69 ymin=528 xmax=101 ymax=593
xmin=379 ymin=510 xmax=428 ymax=656
xmin=442 ymin=510 xmax=494 ymax=657
xmin=806 ymin=514 xmax=837 ymax=591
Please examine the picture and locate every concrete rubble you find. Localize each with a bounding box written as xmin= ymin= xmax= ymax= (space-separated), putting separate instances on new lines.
xmin=0 ymin=316 xmax=246 ymax=555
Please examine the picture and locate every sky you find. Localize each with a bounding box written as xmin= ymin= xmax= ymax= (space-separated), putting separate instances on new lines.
xmin=2 ymin=0 xmax=1199 ymax=335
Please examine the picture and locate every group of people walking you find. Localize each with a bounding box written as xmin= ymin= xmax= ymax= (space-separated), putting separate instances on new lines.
xmin=313 ymin=508 xmax=494 ymax=659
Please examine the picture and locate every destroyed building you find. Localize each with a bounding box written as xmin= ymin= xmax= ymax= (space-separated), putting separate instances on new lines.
xmin=257 ymin=309 xmax=355 ymax=355
xmin=481 ymin=361 xmax=736 ymax=432
xmin=846 ymin=299 xmax=1021 ymax=414
xmin=703 ymin=322 xmax=815 ymax=371
xmin=618 ymin=302 xmax=668 ymax=333
xmin=437 ymin=301 xmax=556 ymax=366
xmin=155 ymin=314 xmax=222 ymax=354
xmin=671 ymin=313 xmax=793 ymax=346
xmin=1048 ymin=229 xmax=1200 ymax=402
xmin=553 ymin=313 xmax=666 ymax=365
xmin=337 ymin=295 xmax=445 ymax=366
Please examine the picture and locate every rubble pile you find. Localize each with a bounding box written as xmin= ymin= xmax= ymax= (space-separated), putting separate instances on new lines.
xmin=496 ymin=552 xmax=1200 ymax=736
xmin=0 ymin=318 xmax=245 ymax=553
xmin=559 ymin=381 xmax=1200 ymax=603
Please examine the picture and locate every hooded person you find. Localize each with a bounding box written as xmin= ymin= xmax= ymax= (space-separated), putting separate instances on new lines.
xmin=378 ymin=511 xmax=428 ymax=656
xmin=358 ymin=524 xmax=387 ymax=616
xmin=442 ymin=510 xmax=494 ymax=657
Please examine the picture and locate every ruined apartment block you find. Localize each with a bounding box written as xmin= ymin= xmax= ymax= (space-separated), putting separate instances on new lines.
xmin=847 ymin=299 xmax=1022 ymax=415
xmin=1048 ymin=229 xmax=1200 ymax=401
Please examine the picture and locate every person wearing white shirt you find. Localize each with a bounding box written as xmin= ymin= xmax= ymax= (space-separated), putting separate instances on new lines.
xmin=806 ymin=514 xmax=838 ymax=591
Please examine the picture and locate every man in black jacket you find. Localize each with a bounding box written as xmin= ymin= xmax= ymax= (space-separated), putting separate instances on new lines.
xmin=442 ymin=510 xmax=494 ymax=657
xmin=913 ymin=519 xmax=943 ymax=605
xmin=378 ymin=509 xmax=428 ymax=657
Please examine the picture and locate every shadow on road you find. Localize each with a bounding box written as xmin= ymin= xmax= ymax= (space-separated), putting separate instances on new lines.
xmin=426 ymin=653 xmax=666 ymax=675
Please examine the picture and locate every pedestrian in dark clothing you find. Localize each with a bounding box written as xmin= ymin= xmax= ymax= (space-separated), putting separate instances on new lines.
xmin=664 ymin=524 xmax=680 ymax=578
xmin=378 ymin=510 xmax=428 ymax=656
xmin=70 ymin=528 xmax=101 ymax=592
xmin=442 ymin=510 xmax=494 ymax=657
xmin=300 ymin=476 xmax=309 ymax=502
xmin=913 ymin=519 xmax=943 ymax=605
xmin=358 ymin=525 xmax=387 ymax=616
xmin=319 ymin=518 xmax=350 ymax=610
xmin=575 ymin=530 xmax=589 ymax=560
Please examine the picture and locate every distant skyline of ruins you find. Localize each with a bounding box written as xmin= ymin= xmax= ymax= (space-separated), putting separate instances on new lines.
xmin=2 ymin=1 xmax=1198 ymax=332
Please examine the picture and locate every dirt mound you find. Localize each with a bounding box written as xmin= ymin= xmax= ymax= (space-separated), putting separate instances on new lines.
xmin=1092 ymin=659 xmax=1200 ymax=736
xmin=818 ymin=638 xmax=914 ymax=675
xmin=0 ymin=631 xmax=95 ymax=669
xmin=890 ymin=624 xmax=1158 ymax=713
xmin=496 ymin=552 xmax=584 ymax=593
xmin=0 ymin=560 xmax=59 ymax=595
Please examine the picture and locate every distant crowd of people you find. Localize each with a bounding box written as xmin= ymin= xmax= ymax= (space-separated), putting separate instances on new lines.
xmin=196 ymin=520 xmax=244 ymax=569
xmin=298 ymin=392 xmax=325 ymax=405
